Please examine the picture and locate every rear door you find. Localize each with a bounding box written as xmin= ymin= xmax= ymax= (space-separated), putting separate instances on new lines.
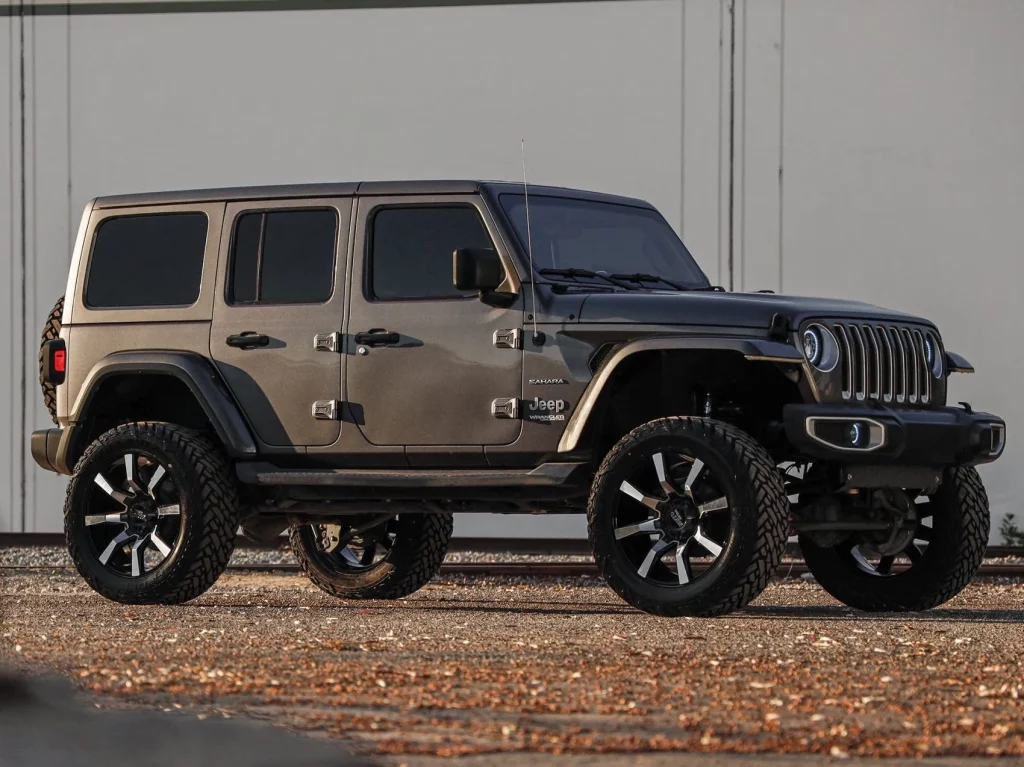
xmin=211 ymin=198 xmax=351 ymax=448
xmin=345 ymin=195 xmax=524 ymax=447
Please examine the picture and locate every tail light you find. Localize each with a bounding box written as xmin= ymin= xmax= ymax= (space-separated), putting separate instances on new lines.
xmin=42 ymin=339 xmax=66 ymax=385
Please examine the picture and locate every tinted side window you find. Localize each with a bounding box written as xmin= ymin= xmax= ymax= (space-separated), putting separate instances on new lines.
xmin=86 ymin=213 xmax=208 ymax=308
xmin=371 ymin=206 xmax=493 ymax=300
xmin=229 ymin=209 xmax=337 ymax=305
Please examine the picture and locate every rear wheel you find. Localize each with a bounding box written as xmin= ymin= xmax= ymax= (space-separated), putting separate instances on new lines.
xmin=800 ymin=466 xmax=989 ymax=611
xmin=290 ymin=513 xmax=453 ymax=599
xmin=588 ymin=417 xmax=789 ymax=617
xmin=65 ymin=422 xmax=240 ymax=604
xmin=38 ymin=295 xmax=64 ymax=424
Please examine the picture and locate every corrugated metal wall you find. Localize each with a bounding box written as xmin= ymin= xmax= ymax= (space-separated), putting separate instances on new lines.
xmin=2 ymin=0 xmax=1020 ymax=539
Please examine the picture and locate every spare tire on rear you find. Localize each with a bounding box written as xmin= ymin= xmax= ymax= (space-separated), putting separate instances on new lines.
xmin=39 ymin=295 xmax=65 ymax=424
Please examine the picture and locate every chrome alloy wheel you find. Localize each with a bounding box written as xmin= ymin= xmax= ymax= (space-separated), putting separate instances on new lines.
xmin=315 ymin=516 xmax=398 ymax=573
xmin=613 ymin=450 xmax=732 ymax=586
xmin=83 ymin=452 xmax=182 ymax=578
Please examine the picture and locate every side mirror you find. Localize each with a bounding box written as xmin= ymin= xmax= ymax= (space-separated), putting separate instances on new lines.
xmin=453 ymin=248 xmax=504 ymax=293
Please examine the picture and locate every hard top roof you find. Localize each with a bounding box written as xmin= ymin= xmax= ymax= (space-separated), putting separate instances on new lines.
xmin=92 ymin=180 xmax=654 ymax=210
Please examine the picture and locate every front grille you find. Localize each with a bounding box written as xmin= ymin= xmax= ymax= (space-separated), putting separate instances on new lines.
xmin=832 ymin=323 xmax=932 ymax=405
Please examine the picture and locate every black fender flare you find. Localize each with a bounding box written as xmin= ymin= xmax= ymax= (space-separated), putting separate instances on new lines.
xmin=63 ymin=351 xmax=258 ymax=466
xmin=557 ymin=336 xmax=803 ymax=453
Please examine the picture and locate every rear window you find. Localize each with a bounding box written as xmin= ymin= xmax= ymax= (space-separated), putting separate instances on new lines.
xmin=86 ymin=213 xmax=208 ymax=308
xmin=229 ymin=209 xmax=338 ymax=305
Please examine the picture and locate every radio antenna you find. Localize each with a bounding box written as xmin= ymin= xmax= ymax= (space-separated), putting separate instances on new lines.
xmin=521 ymin=140 xmax=543 ymax=345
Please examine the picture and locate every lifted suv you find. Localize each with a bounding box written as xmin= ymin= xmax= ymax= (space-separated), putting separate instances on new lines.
xmin=34 ymin=181 xmax=1006 ymax=615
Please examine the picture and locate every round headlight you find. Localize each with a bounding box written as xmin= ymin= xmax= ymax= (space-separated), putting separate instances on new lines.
xmin=802 ymin=328 xmax=822 ymax=367
xmin=925 ymin=334 xmax=943 ymax=377
xmin=802 ymin=324 xmax=840 ymax=372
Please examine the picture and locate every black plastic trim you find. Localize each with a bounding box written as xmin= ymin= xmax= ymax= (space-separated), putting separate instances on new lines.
xmin=237 ymin=461 xmax=587 ymax=488
xmin=783 ymin=403 xmax=1006 ymax=466
xmin=68 ymin=351 xmax=258 ymax=460
xmin=30 ymin=429 xmax=62 ymax=473
xmin=559 ymin=336 xmax=801 ymax=452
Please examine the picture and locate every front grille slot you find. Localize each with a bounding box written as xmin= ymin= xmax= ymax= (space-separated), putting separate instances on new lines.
xmin=831 ymin=322 xmax=934 ymax=406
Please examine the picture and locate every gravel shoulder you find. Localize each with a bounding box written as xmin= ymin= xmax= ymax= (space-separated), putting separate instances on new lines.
xmin=2 ymin=567 xmax=1023 ymax=761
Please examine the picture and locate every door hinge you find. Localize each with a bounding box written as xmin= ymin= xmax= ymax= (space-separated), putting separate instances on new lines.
xmin=311 ymin=400 xmax=339 ymax=420
xmin=493 ymin=328 xmax=522 ymax=350
xmin=313 ymin=332 xmax=341 ymax=353
xmin=491 ymin=397 xmax=520 ymax=419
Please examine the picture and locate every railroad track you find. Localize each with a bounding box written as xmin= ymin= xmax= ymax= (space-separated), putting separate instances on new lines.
xmin=3 ymin=561 xmax=1023 ymax=577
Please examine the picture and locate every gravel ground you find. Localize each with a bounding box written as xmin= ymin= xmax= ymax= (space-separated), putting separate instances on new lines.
xmin=0 ymin=544 xmax=596 ymax=568
xmin=2 ymin=566 xmax=1023 ymax=762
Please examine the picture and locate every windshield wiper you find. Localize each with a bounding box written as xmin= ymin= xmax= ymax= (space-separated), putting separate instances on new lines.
xmin=609 ymin=272 xmax=686 ymax=290
xmin=538 ymin=268 xmax=633 ymax=290
xmin=610 ymin=272 xmax=725 ymax=292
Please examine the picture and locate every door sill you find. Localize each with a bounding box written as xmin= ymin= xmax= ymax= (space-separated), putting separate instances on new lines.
xmin=236 ymin=462 xmax=586 ymax=488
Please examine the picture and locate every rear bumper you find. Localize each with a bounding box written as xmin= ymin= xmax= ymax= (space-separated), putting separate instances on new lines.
xmin=783 ymin=403 xmax=1006 ymax=466
xmin=31 ymin=428 xmax=73 ymax=475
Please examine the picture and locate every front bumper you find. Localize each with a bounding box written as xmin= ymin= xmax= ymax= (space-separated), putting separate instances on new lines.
xmin=783 ymin=404 xmax=1006 ymax=466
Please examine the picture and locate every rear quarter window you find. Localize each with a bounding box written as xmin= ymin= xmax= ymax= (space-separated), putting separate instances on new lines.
xmin=85 ymin=212 xmax=209 ymax=308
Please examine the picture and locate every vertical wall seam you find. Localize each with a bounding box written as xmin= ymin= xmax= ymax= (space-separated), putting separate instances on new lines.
xmin=777 ymin=0 xmax=785 ymax=292
xmin=738 ymin=0 xmax=747 ymax=292
xmin=679 ymin=0 xmax=685 ymax=236
xmin=726 ymin=0 xmax=735 ymax=291
xmin=29 ymin=7 xmax=36 ymax=529
xmin=18 ymin=0 xmax=27 ymax=532
xmin=67 ymin=1 xmax=72 ymax=254
xmin=7 ymin=5 xmax=14 ymax=530
xmin=715 ymin=0 xmax=723 ymax=286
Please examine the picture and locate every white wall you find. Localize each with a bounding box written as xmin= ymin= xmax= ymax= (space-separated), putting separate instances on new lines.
xmin=7 ymin=0 xmax=728 ymax=536
xmin=4 ymin=0 xmax=1020 ymax=539
xmin=735 ymin=0 xmax=1023 ymax=536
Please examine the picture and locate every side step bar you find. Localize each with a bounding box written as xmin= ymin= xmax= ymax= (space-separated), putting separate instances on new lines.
xmin=236 ymin=461 xmax=587 ymax=488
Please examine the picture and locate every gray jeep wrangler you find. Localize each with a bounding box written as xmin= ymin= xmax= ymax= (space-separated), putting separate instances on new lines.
xmin=33 ymin=181 xmax=1006 ymax=616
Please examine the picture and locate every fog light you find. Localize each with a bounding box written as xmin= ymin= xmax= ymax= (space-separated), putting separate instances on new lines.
xmin=847 ymin=422 xmax=865 ymax=447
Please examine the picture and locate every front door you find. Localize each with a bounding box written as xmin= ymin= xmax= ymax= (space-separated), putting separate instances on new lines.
xmin=345 ymin=196 xmax=523 ymax=446
xmin=211 ymin=199 xmax=351 ymax=448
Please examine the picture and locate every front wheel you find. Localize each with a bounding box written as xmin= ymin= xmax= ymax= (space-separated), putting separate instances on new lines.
xmin=800 ymin=466 xmax=990 ymax=612
xmin=290 ymin=513 xmax=453 ymax=600
xmin=588 ymin=417 xmax=789 ymax=617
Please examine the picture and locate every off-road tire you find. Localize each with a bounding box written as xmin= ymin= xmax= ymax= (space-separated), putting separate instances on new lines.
xmin=800 ymin=466 xmax=989 ymax=612
xmin=65 ymin=422 xmax=240 ymax=605
xmin=39 ymin=295 xmax=64 ymax=424
xmin=588 ymin=417 xmax=789 ymax=617
xmin=290 ymin=513 xmax=453 ymax=600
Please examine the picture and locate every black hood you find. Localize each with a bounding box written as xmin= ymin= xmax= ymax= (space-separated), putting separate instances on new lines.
xmin=576 ymin=291 xmax=934 ymax=330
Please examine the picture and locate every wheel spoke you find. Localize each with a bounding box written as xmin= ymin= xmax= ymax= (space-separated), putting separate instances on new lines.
xmin=683 ymin=459 xmax=705 ymax=498
xmin=637 ymin=538 xmax=671 ymax=579
xmin=652 ymin=453 xmax=677 ymax=498
xmin=339 ymin=546 xmax=362 ymax=567
xmin=674 ymin=542 xmax=692 ymax=585
xmin=692 ymin=527 xmax=723 ymax=558
xmin=147 ymin=465 xmax=167 ymax=496
xmin=905 ymin=543 xmax=924 ymax=563
xmin=876 ymin=555 xmax=895 ymax=575
xmin=619 ymin=481 xmax=661 ymax=511
xmin=149 ymin=532 xmax=172 ymax=558
xmin=94 ymin=473 xmax=130 ymax=505
xmin=156 ymin=504 xmax=181 ymax=517
xmin=697 ymin=496 xmax=729 ymax=515
xmin=85 ymin=513 xmax=126 ymax=527
xmin=98 ymin=530 xmax=131 ymax=565
xmin=914 ymin=524 xmax=933 ymax=542
xmin=130 ymin=537 xmax=146 ymax=577
xmin=614 ymin=518 xmax=659 ymax=540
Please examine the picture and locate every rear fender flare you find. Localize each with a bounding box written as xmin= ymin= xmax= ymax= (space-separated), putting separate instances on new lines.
xmin=65 ymin=351 xmax=257 ymax=462
xmin=557 ymin=336 xmax=802 ymax=453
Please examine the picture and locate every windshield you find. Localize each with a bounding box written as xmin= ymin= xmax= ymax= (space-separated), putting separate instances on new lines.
xmin=498 ymin=194 xmax=709 ymax=289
